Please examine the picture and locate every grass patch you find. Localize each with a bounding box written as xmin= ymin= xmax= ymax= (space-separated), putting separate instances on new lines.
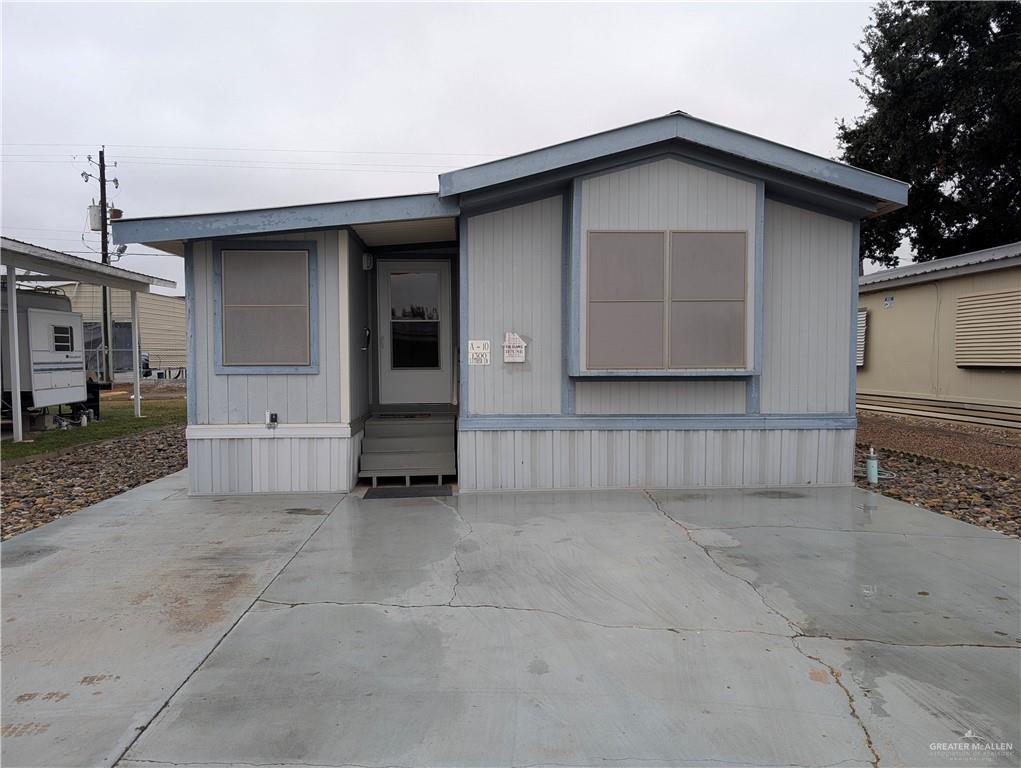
xmin=1 ymin=398 xmax=186 ymax=462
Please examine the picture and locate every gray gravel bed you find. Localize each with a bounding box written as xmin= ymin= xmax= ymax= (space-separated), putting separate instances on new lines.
xmin=1 ymin=425 xmax=186 ymax=540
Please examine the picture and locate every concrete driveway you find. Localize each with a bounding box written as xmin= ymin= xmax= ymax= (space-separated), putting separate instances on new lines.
xmin=2 ymin=473 xmax=1018 ymax=768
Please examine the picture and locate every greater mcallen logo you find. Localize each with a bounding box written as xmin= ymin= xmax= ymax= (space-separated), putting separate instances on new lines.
xmin=930 ymin=729 xmax=1014 ymax=760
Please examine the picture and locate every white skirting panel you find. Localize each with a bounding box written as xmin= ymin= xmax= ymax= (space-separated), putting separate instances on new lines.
xmin=187 ymin=432 xmax=361 ymax=494
xmin=457 ymin=429 xmax=854 ymax=492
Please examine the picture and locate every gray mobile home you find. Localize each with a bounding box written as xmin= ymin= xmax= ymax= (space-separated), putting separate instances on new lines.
xmin=112 ymin=112 xmax=909 ymax=494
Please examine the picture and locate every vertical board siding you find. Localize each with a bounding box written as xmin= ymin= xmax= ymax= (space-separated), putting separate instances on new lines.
xmin=761 ymin=201 xmax=853 ymax=413
xmin=188 ymin=435 xmax=355 ymax=493
xmin=578 ymin=156 xmax=758 ymax=409
xmin=458 ymin=428 xmax=853 ymax=491
xmin=575 ymin=380 xmax=745 ymax=414
xmin=466 ymin=196 xmax=563 ymax=414
xmin=190 ymin=232 xmax=342 ymax=426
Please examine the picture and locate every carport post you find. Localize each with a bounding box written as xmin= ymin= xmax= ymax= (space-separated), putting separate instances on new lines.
xmin=131 ymin=290 xmax=141 ymax=417
xmin=5 ymin=264 xmax=23 ymax=442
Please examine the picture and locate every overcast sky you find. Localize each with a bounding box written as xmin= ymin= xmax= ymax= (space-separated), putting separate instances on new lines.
xmin=2 ymin=1 xmax=893 ymax=295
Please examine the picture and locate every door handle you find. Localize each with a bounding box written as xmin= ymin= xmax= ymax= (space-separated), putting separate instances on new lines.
xmin=361 ymin=326 xmax=371 ymax=351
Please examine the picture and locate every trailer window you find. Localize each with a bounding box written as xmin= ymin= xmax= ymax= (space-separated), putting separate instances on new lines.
xmin=52 ymin=325 xmax=74 ymax=352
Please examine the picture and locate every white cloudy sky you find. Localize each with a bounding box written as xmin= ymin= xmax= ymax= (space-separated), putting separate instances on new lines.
xmin=2 ymin=1 xmax=894 ymax=295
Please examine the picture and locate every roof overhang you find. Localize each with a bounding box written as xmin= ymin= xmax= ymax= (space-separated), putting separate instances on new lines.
xmin=1 ymin=237 xmax=176 ymax=292
xmin=860 ymin=241 xmax=1021 ymax=293
xmin=441 ymin=112 xmax=909 ymax=215
xmin=112 ymin=192 xmax=460 ymax=254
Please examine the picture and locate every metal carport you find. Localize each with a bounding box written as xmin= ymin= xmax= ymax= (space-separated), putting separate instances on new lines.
xmin=1 ymin=237 xmax=176 ymax=442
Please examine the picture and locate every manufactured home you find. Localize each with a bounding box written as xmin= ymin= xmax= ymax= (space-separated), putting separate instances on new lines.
xmin=857 ymin=242 xmax=1021 ymax=427
xmin=112 ymin=112 xmax=909 ymax=494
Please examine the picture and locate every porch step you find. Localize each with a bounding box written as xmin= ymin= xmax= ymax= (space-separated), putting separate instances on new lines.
xmin=363 ymin=414 xmax=455 ymax=439
xmin=362 ymin=434 xmax=455 ymax=453
xmin=359 ymin=414 xmax=457 ymax=482
xmin=360 ymin=451 xmax=457 ymax=474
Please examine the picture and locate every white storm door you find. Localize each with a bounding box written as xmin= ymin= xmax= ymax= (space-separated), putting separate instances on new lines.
xmin=377 ymin=261 xmax=453 ymax=404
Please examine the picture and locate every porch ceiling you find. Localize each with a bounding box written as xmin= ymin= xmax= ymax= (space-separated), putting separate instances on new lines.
xmin=353 ymin=217 xmax=457 ymax=248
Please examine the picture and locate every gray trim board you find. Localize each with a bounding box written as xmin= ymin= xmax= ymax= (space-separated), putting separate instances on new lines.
xmin=113 ymin=193 xmax=459 ymax=245
xmin=747 ymin=180 xmax=766 ymax=414
xmin=211 ymin=240 xmax=321 ymax=375
xmin=184 ymin=242 xmax=197 ymax=424
xmin=560 ymin=187 xmax=575 ymax=415
xmin=439 ymin=112 xmax=908 ymax=208
xmin=458 ymin=215 xmax=469 ymax=417
xmin=458 ymin=414 xmax=857 ymax=431
xmin=849 ymin=221 xmax=861 ymax=414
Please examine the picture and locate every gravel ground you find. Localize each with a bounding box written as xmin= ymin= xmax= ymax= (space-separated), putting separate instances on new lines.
xmin=1 ymin=424 xmax=186 ymax=541
xmin=857 ymin=410 xmax=1021 ymax=476
xmin=855 ymin=412 xmax=1020 ymax=539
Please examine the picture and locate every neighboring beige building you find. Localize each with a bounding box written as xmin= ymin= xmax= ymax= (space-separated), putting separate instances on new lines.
xmin=58 ymin=282 xmax=186 ymax=371
xmin=857 ymin=242 xmax=1021 ymax=427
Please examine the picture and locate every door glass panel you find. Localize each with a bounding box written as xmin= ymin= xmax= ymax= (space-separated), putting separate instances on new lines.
xmin=392 ymin=321 xmax=440 ymax=369
xmin=390 ymin=272 xmax=439 ymax=320
xmin=389 ymin=271 xmax=440 ymax=369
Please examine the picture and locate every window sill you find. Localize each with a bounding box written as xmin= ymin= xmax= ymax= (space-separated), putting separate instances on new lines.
xmin=571 ymin=368 xmax=756 ymax=379
xmin=214 ymin=364 xmax=320 ymax=376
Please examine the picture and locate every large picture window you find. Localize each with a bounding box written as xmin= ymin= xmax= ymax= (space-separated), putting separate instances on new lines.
xmin=586 ymin=230 xmax=747 ymax=371
xmin=218 ymin=246 xmax=315 ymax=370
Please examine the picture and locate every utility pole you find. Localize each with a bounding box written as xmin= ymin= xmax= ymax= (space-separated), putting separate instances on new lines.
xmin=82 ymin=148 xmax=118 ymax=385
xmin=99 ymin=147 xmax=114 ymax=385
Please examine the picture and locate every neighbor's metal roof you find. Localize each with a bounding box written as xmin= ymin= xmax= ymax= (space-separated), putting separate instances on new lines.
xmin=1 ymin=237 xmax=176 ymax=291
xmin=859 ymin=241 xmax=1021 ymax=293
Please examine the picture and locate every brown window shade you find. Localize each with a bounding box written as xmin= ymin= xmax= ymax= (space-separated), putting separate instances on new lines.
xmin=221 ymin=249 xmax=310 ymax=366
xmin=955 ymin=290 xmax=1021 ymax=368
xmin=669 ymin=301 xmax=745 ymax=368
xmin=586 ymin=230 xmax=747 ymax=371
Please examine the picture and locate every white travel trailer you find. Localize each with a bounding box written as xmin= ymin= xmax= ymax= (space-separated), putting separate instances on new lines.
xmin=1 ymin=287 xmax=87 ymax=410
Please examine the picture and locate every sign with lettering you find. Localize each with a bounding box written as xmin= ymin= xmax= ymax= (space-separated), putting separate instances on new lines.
xmin=468 ymin=340 xmax=491 ymax=365
xmin=503 ymin=332 xmax=527 ymax=363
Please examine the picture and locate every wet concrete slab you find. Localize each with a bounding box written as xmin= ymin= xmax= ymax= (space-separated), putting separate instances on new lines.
xmin=1 ymin=471 xmax=342 ymax=768
xmin=122 ymin=484 xmax=1019 ymax=768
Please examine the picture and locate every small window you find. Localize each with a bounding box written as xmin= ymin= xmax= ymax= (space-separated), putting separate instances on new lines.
xmin=586 ymin=230 xmax=747 ymax=370
xmin=220 ymin=248 xmax=312 ymax=367
xmin=52 ymin=325 xmax=74 ymax=352
xmin=856 ymin=308 xmax=867 ymax=368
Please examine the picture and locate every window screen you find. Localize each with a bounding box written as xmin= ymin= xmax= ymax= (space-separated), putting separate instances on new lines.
xmin=586 ymin=231 xmax=747 ymax=370
xmin=52 ymin=325 xmax=74 ymax=352
xmin=221 ymin=249 xmax=311 ymax=366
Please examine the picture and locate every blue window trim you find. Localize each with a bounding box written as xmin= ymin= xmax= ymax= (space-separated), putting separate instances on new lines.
xmin=567 ymin=155 xmax=765 ymax=384
xmin=212 ymin=239 xmax=320 ymax=375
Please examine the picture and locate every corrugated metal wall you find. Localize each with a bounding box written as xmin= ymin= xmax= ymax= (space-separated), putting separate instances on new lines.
xmin=65 ymin=283 xmax=187 ymax=368
xmin=458 ymin=429 xmax=854 ymax=491
xmin=466 ymin=195 xmax=563 ymax=414
xmin=760 ymin=200 xmax=853 ymax=413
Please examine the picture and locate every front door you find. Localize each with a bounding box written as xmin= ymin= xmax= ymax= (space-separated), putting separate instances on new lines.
xmin=377 ymin=260 xmax=453 ymax=404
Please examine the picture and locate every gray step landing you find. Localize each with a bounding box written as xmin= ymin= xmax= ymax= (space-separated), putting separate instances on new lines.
xmin=359 ymin=414 xmax=456 ymax=484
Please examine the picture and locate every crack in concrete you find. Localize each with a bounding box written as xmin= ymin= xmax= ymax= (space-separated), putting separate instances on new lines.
xmin=792 ymin=633 xmax=1020 ymax=650
xmin=793 ymin=640 xmax=881 ymax=768
xmin=254 ymin=597 xmax=792 ymax=640
xmin=112 ymin=497 xmax=347 ymax=768
xmin=642 ymin=490 xmax=883 ymax=768
xmin=429 ymin=495 xmax=471 ymax=606
xmin=122 ymin=757 xmax=866 ymax=768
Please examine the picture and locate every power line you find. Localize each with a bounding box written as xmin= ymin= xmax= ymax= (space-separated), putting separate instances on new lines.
xmin=1 ymin=141 xmax=500 ymax=158
xmin=0 ymin=158 xmax=440 ymax=174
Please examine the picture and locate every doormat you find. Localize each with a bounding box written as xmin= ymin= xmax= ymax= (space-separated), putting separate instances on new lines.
xmin=363 ymin=485 xmax=453 ymax=500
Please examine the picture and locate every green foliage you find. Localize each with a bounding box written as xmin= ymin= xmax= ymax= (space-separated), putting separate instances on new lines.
xmin=1 ymin=398 xmax=186 ymax=462
xmin=838 ymin=1 xmax=1021 ymax=266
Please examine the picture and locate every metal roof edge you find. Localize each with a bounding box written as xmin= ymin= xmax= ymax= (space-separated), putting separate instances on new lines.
xmin=1 ymin=237 xmax=176 ymax=289
xmin=859 ymin=241 xmax=1021 ymax=292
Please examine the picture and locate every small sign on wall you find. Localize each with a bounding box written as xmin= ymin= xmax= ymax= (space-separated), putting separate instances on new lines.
xmin=468 ymin=340 xmax=491 ymax=365
xmin=503 ymin=332 xmax=527 ymax=363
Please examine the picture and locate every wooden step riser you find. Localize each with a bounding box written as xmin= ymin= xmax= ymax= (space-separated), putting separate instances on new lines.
xmin=364 ymin=422 xmax=455 ymax=439
xmin=360 ymin=450 xmax=457 ymax=474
